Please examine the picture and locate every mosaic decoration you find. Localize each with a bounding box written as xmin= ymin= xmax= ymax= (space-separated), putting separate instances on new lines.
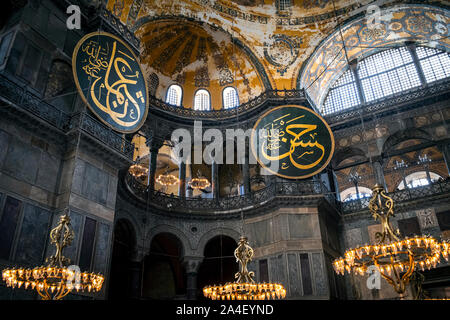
xmin=209 ymin=37 xmax=235 ymax=86
xmin=142 ymin=27 xmax=186 ymax=57
xmin=299 ymin=4 xmax=450 ymax=107
xmin=152 ymin=32 xmax=191 ymax=73
xmin=210 ymin=1 xmax=269 ymax=24
xmin=194 ymin=66 xmax=210 ymax=87
xmin=193 ymin=0 xmax=363 ymax=26
xmin=219 ymin=68 xmax=234 ymax=86
xmin=196 ymin=37 xmax=208 ymax=62
xmin=72 ymin=32 xmax=148 ymax=133
xmin=175 ymin=72 xmax=186 ymax=85
xmin=231 ymin=0 xmax=259 ymax=5
xmin=230 ymin=55 xmax=252 ymax=95
xmin=126 ymin=0 xmax=144 ymax=27
xmin=173 ymin=34 xmax=198 ymax=74
xmin=250 ymin=105 xmax=335 ymax=179
xmin=303 ymin=0 xmax=331 ymax=9
xmin=264 ymin=34 xmax=302 ymax=76
xmin=112 ymin=0 xmax=124 ymax=17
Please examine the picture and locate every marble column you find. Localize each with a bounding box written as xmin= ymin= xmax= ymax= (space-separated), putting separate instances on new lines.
xmin=128 ymin=260 xmax=143 ymax=299
xmin=212 ymin=161 xmax=219 ymax=199
xmin=186 ymin=164 xmax=193 ymax=198
xmin=242 ymin=145 xmax=251 ymax=195
xmin=178 ymin=161 xmax=186 ymax=198
xmin=146 ymin=140 xmax=160 ymax=192
xmin=182 ymin=256 xmax=203 ymax=300
xmin=128 ymin=246 xmax=146 ymax=299
xmin=372 ymin=158 xmax=387 ymax=191
xmin=437 ymin=142 xmax=450 ymax=176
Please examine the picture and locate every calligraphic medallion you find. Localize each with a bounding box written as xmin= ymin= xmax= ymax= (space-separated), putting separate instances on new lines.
xmin=72 ymin=32 xmax=148 ymax=133
xmin=251 ymin=105 xmax=334 ymax=179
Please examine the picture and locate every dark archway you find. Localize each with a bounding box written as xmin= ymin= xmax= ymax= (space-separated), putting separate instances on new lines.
xmin=142 ymin=233 xmax=185 ymax=299
xmin=197 ymin=235 xmax=238 ymax=300
xmin=109 ymin=219 xmax=137 ymax=300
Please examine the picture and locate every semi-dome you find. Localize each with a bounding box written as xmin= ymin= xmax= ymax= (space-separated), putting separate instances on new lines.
xmin=135 ymin=19 xmax=266 ymax=109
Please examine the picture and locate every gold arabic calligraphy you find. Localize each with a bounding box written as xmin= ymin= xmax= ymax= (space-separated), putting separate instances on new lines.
xmin=80 ymin=39 xmax=144 ymax=127
xmin=260 ymin=113 xmax=325 ymax=170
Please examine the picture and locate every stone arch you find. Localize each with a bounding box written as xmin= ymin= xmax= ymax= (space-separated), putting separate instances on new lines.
xmin=332 ymin=146 xmax=367 ymax=168
xmin=297 ymin=4 xmax=450 ymax=107
xmin=196 ymin=227 xmax=240 ymax=255
xmin=109 ymin=218 xmax=138 ymax=300
xmin=114 ymin=209 xmax=143 ymax=244
xmin=147 ymin=224 xmax=191 ymax=257
xmin=382 ymin=128 xmax=432 ymax=154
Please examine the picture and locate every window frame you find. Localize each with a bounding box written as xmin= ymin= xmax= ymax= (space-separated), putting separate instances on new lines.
xmin=321 ymin=45 xmax=450 ymax=115
xmin=222 ymin=86 xmax=240 ymax=109
xmin=193 ymin=88 xmax=211 ymax=111
xmin=165 ymin=84 xmax=183 ymax=107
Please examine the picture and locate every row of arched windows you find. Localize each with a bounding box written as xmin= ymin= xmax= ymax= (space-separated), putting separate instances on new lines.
xmin=341 ymin=171 xmax=443 ymax=202
xmin=165 ymin=85 xmax=239 ymax=110
xmin=323 ymin=46 xmax=450 ymax=115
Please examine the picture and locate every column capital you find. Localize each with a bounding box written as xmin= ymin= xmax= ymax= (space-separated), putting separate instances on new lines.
xmin=145 ymin=136 xmax=163 ymax=152
xmin=182 ymin=256 xmax=204 ymax=274
xmin=131 ymin=244 xmax=148 ymax=262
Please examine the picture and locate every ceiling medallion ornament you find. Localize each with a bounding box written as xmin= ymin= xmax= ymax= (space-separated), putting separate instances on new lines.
xmin=333 ymin=185 xmax=450 ymax=299
xmin=203 ymin=236 xmax=286 ymax=300
xmin=2 ymin=211 xmax=104 ymax=300
xmin=72 ymin=31 xmax=149 ymax=133
xmin=251 ymin=105 xmax=335 ymax=179
xmin=263 ymin=35 xmax=302 ymax=76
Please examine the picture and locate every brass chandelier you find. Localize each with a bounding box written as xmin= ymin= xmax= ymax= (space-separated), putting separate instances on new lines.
xmin=203 ymin=236 xmax=286 ymax=300
xmin=156 ymin=173 xmax=179 ymax=186
xmin=188 ymin=178 xmax=211 ymax=190
xmin=333 ymin=184 xmax=450 ymax=298
xmin=2 ymin=210 xmax=104 ymax=300
xmin=129 ymin=162 xmax=148 ymax=180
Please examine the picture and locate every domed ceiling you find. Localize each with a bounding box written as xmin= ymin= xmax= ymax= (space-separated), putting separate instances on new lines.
xmin=106 ymin=0 xmax=449 ymax=108
xmin=135 ymin=19 xmax=266 ymax=108
xmin=106 ymin=0 xmax=372 ymax=92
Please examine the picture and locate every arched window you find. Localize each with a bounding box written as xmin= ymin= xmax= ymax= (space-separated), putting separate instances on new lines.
xmin=322 ymin=46 xmax=450 ymax=115
xmin=340 ymin=186 xmax=372 ymax=202
xmin=322 ymin=69 xmax=360 ymax=115
xmin=416 ymin=46 xmax=450 ymax=83
xmin=397 ymin=171 xmax=442 ymax=190
xmin=194 ymin=89 xmax=210 ymax=111
xmin=223 ymin=87 xmax=239 ymax=109
xmin=166 ymin=84 xmax=182 ymax=106
xmin=358 ymin=46 xmax=421 ymax=102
